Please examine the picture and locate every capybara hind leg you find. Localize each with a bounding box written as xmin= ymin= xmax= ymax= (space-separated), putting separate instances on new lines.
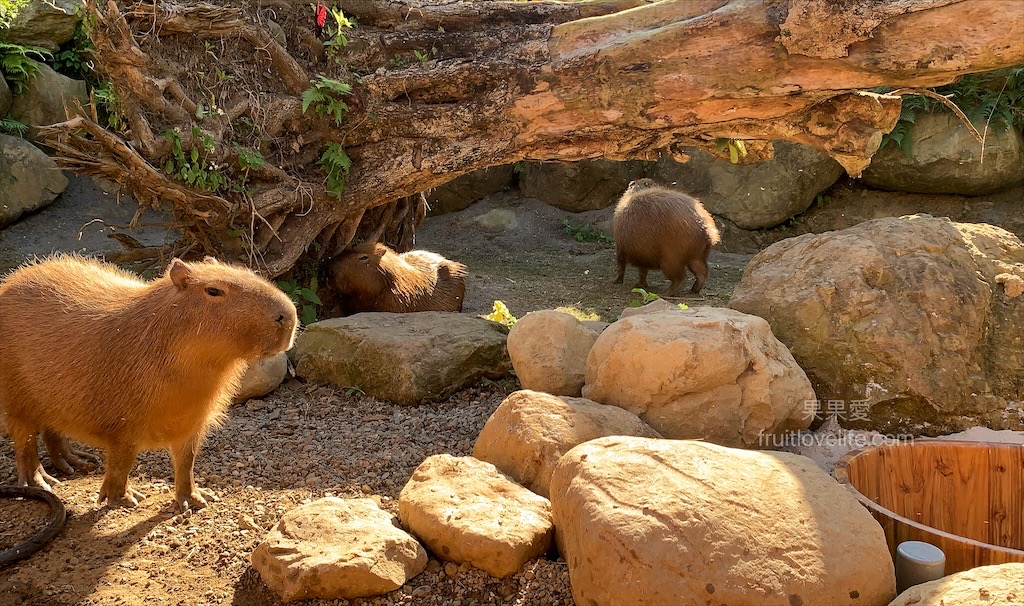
xmin=97 ymin=445 xmax=144 ymax=507
xmin=688 ymin=257 xmax=710 ymax=294
xmin=614 ymin=256 xmax=626 ymax=284
xmin=171 ymin=434 xmax=218 ymax=511
xmin=7 ymin=422 xmax=59 ymax=490
xmin=43 ymin=429 xmax=100 ymax=474
xmin=635 ymin=268 xmax=650 ymax=290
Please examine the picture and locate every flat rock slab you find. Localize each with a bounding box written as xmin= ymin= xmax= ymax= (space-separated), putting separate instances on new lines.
xmin=251 ymin=497 xmax=427 ymax=602
xmin=291 ymin=312 xmax=511 ymax=405
xmin=399 ymin=454 xmax=553 ymax=578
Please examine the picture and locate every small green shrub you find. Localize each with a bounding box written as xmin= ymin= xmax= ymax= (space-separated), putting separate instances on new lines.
xmin=562 ymin=218 xmax=612 ymax=244
xmin=0 ymin=0 xmax=31 ymax=29
xmin=0 ymin=117 xmax=28 ymax=136
xmin=162 ymin=127 xmax=229 ymax=192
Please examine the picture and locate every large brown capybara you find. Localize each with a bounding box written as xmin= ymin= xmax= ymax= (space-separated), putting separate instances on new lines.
xmin=613 ymin=178 xmax=721 ymax=295
xmin=325 ymin=242 xmax=467 ymax=315
xmin=0 ymin=255 xmax=298 ymax=510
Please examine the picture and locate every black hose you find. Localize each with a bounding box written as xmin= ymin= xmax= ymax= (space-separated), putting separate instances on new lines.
xmin=0 ymin=485 xmax=66 ymax=569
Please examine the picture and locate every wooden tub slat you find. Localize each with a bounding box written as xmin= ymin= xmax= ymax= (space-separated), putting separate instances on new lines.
xmin=836 ymin=440 xmax=1024 ymax=575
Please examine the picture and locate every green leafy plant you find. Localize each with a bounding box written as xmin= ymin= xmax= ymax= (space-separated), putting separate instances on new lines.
xmin=878 ymin=66 xmax=1024 ymax=156
xmin=92 ymin=81 xmax=124 ymax=131
xmin=562 ymin=218 xmax=612 ymax=243
xmin=0 ymin=42 xmax=51 ymax=94
xmin=0 ymin=117 xmax=28 ymax=136
xmin=276 ymin=277 xmax=322 ymax=325
xmin=51 ymin=21 xmax=95 ymax=82
xmin=413 ymin=49 xmax=428 ymax=64
xmin=343 ymin=385 xmax=364 ymax=397
xmin=162 ymin=127 xmax=229 ymax=192
xmin=512 ymin=161 xmax=526 ymax=175
xmin=318 ymin=143 xmax=352 ymax=196
xmin=301 ymin=75 xmax=352 ymax=126
xmin=482 ymin=300 xmax=517 ymax=327
xmin=324 ymin=5 xmax=354 ymax=61
xmin=714 ymin=138 xmax=748 ymax=164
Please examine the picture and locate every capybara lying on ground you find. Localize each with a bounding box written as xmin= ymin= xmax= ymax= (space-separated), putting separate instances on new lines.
xmin=325 ymin=242 xmax=467 ymax=315
xmin=0 ymin=255 xmax=298 ymax=509
xmin=613 ymin=178 xmax=721 ymax=295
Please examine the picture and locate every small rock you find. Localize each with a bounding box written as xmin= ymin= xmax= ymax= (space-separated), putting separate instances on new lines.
xmin=233 ymin=352 xmax=288 ymax=403
xmin=887 ymin=562 xmax=1024 ymax=605
xmin=251 ymin=497 xmax=427 ymax=602
xmin=399 ymin=454 xmax=553 ymax=578
xmin=506 ymin=310 xmax=600 ymax=397
xmin=8 ymin=61 xmax=88 ymax=135
xmin=0 ymin=134 xmax=69 ymax=227
xmin=473 ymin=208 xmax=518 ymax=232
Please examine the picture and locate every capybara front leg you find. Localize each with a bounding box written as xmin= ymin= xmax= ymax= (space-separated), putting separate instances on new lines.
xmin=688 ymin=257 xmax=710 ymax=295
xmin=43 ymin=429 xmax=100 ymax=474
xmin=614 ymin=255 xmax=626 ymax=284
xmin=171 ymin=433 xmax=218 ymax=511
xmin=97 ymin=444 xmax=144 ymax=507
xmin=7 ymin=420 xmax=59 ymax=490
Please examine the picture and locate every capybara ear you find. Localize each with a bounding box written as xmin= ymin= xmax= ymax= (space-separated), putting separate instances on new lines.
xmin=203 ymin=256 xmax=220 ymax=264
xmin=168 ymin=258 xmax=193 ymax=290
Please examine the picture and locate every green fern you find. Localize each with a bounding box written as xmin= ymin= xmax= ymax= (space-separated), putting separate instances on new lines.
xmin=0 ymin=42 xmax=52 ymax=94
xmin=302 ymin=76 xmax=352 ymax=126
xmin=0 ymin=117 xmax=29 ymax=136
xmin=319 ymin=143 xmax=352 ymax=196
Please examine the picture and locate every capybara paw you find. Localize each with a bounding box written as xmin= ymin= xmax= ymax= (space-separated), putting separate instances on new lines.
xmin=175 ymin=487 xmax=218 ymax=511
xmin=29 ymin=467 xmax=61 ymax=491
xmin=53 ymin=448 xmax=100 ymax=474
xmin=613 ymin=277 xmax=624 ymax=284
xmin=98 ymin=485 xmax=146 ymax=508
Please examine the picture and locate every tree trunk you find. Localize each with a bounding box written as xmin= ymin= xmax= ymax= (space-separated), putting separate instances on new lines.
xmin=38 ymin=0 xmax=1024 ymax=276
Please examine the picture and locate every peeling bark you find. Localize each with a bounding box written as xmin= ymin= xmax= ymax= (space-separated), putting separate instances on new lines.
xmin=39 ymin=0 xmax=1024 ymax=276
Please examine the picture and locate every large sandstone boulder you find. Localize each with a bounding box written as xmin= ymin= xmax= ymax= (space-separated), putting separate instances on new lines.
xmin=730 ymin=215 xmax=1024 ymax=432
xmin=251 ymin=497 xmax=427 ymax=602
xmin=2 ymin=0 xmax=85 ymax=51
xmin=291 ymin=312 xmax=511 ymax=405
xmin=648 ymin=141 xmax=844 ymax=229
xmin=427 ymin=165 xmax=514 ymax=215
xmin=8 ymin=62 xmax=88 ymax=134
xmin=506 ymin=310 xmax=600 ymax=397
xmin=863 ymin=113 xmax=1024 ymax=195
xmin=888 ymin=562 xmax=1023 ymax=606
xmin=0 ymin=134 xmax=68 ymax=227
xmin=233 ymin=352 xmax=288 ymax=403
xmin=582 ymin=306 xmax=814 ymax=447
xmin=398 ymin=454 xmax=553 ymax=578
xmin=551 ymin=437 xmax=896 ymax=606
xmin=473 ymin=390 xmax=661 ymax=498
xmin=519 ymin=160 xmax=646 ymax=212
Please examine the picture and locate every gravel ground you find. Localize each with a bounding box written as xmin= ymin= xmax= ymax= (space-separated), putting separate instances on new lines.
xmin=0 ymin=379 xmax=574 ymax=606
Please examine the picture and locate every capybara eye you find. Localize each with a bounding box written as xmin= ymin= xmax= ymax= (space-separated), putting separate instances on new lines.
xmin=205 ymin=287 xmax=224 ymax=297
xmin=359 ymin=255 xmax=369 ymax=261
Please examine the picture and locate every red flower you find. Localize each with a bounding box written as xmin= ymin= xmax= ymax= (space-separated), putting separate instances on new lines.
xmin=315 ymin=2 xmax=328 ymax=36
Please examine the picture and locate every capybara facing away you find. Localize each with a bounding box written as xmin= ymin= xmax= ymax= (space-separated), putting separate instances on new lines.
xmin=325 ymin=242 xmax=467 ymax=315
xmin=613 ymin=178 xmax=721 ymax=295
xmin=0 ymin=255 xmax=298 ymax=509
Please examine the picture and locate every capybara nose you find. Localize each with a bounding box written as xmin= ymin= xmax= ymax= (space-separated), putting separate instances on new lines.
xmin=276 ymin=314 xmax=286 ymax=324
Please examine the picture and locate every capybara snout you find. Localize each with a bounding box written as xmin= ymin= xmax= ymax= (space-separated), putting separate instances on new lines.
xmin=325 ymin=242 xmax=467 ymax=315
xmin=613 ymin=178 xmax=720 ymax=295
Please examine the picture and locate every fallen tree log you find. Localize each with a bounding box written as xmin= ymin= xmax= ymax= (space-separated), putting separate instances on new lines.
xmin=38 ymin=0 xmax=1024 ymax=276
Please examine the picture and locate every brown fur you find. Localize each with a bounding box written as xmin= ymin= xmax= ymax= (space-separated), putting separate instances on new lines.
xmin=325 ymin=242 xmax=467 ymax=315
xmin=613 ymin=178 xmax=721 ymax=295
xmin=0 ymin=255 xmax=298 ymax=509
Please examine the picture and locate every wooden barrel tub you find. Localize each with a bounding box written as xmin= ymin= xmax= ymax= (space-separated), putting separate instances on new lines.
xmin=835 ymin=440 xmax=1023 ymax=575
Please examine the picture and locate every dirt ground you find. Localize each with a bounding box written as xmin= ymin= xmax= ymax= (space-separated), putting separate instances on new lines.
xmin=1 ymin=173 xmax=1021 ymax=606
